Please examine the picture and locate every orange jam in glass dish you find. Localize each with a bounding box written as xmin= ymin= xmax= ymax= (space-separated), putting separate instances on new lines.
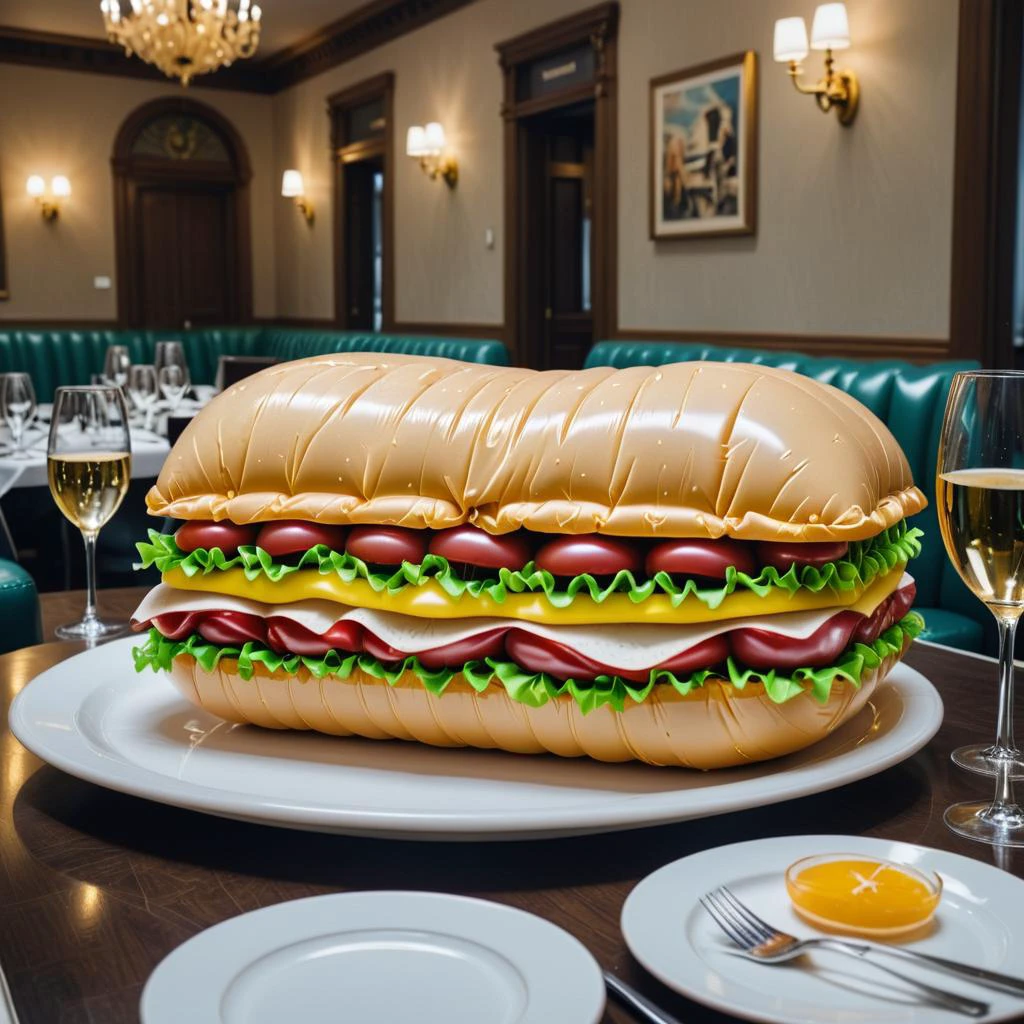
xmin=785 ymin=854 xmax=942 ymax=938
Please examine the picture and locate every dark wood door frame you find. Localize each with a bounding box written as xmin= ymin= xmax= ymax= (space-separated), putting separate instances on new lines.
xmin=328 ymin=72 xmax=395 ymax=331
xmin=111 ymin=97 xmax=253 ymax=328
xmin=496 ymin=3 xmax=619 ymax=366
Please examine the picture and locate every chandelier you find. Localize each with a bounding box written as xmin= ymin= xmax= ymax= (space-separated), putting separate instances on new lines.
xmin=100 ymin=0 xmax=262 ymax=87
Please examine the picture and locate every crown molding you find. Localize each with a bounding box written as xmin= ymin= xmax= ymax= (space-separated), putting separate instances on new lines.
xmin=0 ymin=25 xmax=273 ymax=92
xmin=0 ymin=0 xmax=477 ymax=95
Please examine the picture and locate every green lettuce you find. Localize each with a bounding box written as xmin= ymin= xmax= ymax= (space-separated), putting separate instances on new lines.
xmin=133 ymin=612 xmax=923 ymax=715
xmin=135 ymin=523 xmax=921 ymax=612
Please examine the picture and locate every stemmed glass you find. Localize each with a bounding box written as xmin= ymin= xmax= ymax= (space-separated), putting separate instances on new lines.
xmin=1 ymin=373 xmax=37 ymax=459
xmin=154 ymin=340 xmax=189 ymax=379
xmin=158 ymin=364 xmax=189 ymax=414
xmin=47 ymin=386 xmax=132 ymax=641
xmin=128 ymin=364 xmax=159 ymax=432
xmin=103 ymin=345 xmax=131 ymax=388
xmin=937 ymin=370 xmax=1024 ymax=845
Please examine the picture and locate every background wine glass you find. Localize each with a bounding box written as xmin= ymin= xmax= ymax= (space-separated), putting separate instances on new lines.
xmin=154 ymin=341 xmax=190 ymax=392
xmin=937 ymin=369 xmax=1024 ymax=846
xmin=102 ymin=345 xmax=131 ymax=388
xmin=128 ymin=364 xmax=159 ymax=432
xmin=158 ymin=364 xmax=188 ymax=414
xmin=47 ymin=386 xmax=131 ymax=641
xmin=1 ymin=373 xmax=38 ymax=460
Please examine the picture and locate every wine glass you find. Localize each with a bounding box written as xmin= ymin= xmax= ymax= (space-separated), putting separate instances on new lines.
xmin=1 ymin=373 xmax=37 ymax=460
xmin=47 ymin=386 xmax=132 ymax=641
xmin=937 ymin=370 xmax=1024 ymax=845
xmin=154 ymin=340 xmax=188 ymax=376
xmin=158 ymin=364 xmax=188 ymax=415
xmin=128 ymin=364 xmax=159 ymax=432
xmin=103 ymin=345 xmax=131 ymax=388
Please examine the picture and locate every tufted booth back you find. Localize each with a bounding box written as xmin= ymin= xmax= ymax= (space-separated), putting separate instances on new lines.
xmin=585 ymin=340 xmax=985 ymax=648
xmin=0 ymin=326 xmax=510 ymax=397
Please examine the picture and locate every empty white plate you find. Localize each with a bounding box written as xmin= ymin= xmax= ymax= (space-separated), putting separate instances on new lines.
xmin=622 ymin=835 xmax=1024 ymax=1024
xmin=140 ymin=891 xmax=604 ymax=1024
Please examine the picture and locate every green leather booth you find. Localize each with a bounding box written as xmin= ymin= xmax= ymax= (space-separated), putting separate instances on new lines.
xmin=585 ymin=340 xmax=985 ymax=653
xmin=0 ymin=325 xmax=510 ymax=397
xmin=0 ymin=558 xmax=42 ymax=654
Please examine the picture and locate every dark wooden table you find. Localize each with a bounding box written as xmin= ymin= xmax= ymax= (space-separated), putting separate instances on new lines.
xmin=3 ymin=587 xmax=1022 ymax=1023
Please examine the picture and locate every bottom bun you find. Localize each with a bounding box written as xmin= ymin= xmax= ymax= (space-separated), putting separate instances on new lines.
xmin=166 ymin=638 xmax=910 ymax=769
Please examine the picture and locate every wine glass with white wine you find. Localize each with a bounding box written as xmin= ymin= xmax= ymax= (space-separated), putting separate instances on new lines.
xmin=938 ymin=370 xmax=1024 ymax=845
xmin=47 ymin=386 xmax=132 ymax=641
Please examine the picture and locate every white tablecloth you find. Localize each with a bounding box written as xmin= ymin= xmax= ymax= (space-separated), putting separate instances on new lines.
xmin=0 ymin=427 xmax=170 ymax=498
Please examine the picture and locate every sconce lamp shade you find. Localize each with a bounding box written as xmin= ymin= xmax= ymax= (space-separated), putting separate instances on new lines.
xmin=406 ymin=126 xmax=428 ymax=157
xmin=423 ymin=122 xmax=446 ymax=154
xmin=25 ymin=175 xmax=45 ymax=198
xmin=281 ymin=169 xmax=304 ymax=198
xmin=51 ymin=175 xmax=71 ymax=198
xmin=773 ymin=17 xmax=809 ymax=62
xmin=811 ymin=2 xmax=850 ymax=50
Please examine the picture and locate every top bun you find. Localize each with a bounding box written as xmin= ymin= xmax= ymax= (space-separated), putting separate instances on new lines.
xmin=147 ymin=353 xmax=926 ymax=541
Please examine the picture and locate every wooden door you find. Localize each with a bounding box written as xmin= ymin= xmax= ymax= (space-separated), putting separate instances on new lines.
xmin=136 ymin=186 xmax=234 ymax=329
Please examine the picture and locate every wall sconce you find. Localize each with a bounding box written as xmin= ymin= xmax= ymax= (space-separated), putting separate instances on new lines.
xmin=406 ymin=122 xmax=458 ymax=189
xmin=773 ymin=3 xmax=860 ymax=126
xmin=27 ymin=174 xmax=70 ymax=221
xmin=281 ymin=169 xmax=314 ymax=224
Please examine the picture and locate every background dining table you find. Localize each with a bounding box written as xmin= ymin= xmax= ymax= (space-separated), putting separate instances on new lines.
xmin=0 ymin=586 xmax=1020 ymax=1024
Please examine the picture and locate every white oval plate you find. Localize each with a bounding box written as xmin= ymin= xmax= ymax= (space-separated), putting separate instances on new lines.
xmin=622 ymin=834 xmax=1024 ymax=1024
xmin=141 ymin=890 xmax=604 ymax=1024
xmin=9 ymin=638 xmax=942 ymax=840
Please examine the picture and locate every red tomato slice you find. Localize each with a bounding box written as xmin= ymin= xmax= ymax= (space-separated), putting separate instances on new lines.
xmin=534 ymin=535 xmax=642 ymax=578
xmin=256 ymin=521 xmax=348 ymax=557
xmin=428 ymin=526 xmax=532 ymax=571
xmin=756 ymin=540 xmax=850 ymax=572
xmin=175 ymin=521 xmax=259 ymax=556
xmin=645 ymin=539 xmax=756 ymax=580
xmin=196 ymin=611 xmax=267 ymax=647
xmin=347 ymin=526 xmax=428 ymax=566
xmin=730 ymin=611 xmax=861 ymax=670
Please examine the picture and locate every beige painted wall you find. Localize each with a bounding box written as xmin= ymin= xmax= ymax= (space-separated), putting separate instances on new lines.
xmin=272 ymin=0 xmax=958 ymax=339
xmin=0 ymin=64 xmax=276 ymax=320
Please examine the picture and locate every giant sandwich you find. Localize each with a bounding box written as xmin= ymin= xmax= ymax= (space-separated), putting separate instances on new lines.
xmin=132 ymin=354 xmax=926 ymax=768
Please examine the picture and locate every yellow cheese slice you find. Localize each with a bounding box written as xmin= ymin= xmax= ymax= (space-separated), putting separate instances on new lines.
xmin=161 ymin=562 xmax=906 ymax=626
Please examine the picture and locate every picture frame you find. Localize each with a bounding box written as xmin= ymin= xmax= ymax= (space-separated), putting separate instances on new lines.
xmin=650 ymin=50 xmax=758 ymax=240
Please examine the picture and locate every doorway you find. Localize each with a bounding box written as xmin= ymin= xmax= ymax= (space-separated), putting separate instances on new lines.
xmin=112 ymin=98 xmax=252 ymax=328
xmin=329 ymin=73 xmax=394 ymax=331
xmin=497 ymin=3 xmax=619 ymax=369
xmin=342 ymin=159 xmax=384 ymax=331
xmin=520 ymin=103 xmax=594 ymax=370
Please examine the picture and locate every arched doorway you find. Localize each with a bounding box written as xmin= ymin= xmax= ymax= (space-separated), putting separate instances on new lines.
xmin=112 ymin=98 xmax=252 ymax=328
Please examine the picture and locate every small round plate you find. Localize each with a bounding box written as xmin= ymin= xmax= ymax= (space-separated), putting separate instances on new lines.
xmin=141 ymin=891 xmax=604 ymax=1024
xmin=622 ymin=835 xmax=1024 ymax=1024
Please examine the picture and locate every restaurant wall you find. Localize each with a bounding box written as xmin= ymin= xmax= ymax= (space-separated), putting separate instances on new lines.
xmin=272 ymin=0 xmax=958 ymax=341
xmin=0 ymin=64 xmax=277 ymax=321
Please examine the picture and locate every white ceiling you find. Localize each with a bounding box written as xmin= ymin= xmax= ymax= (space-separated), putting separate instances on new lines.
xmin=0 ymin=0 xmax=371 ymax=56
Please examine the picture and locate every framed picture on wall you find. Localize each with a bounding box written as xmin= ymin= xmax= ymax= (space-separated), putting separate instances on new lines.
xmin=650 ymin=51 xmax=757 ymax=240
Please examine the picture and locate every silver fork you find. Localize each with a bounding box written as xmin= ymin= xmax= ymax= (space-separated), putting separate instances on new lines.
xmin=701 ymin=886 xmax=990 ymax=1018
